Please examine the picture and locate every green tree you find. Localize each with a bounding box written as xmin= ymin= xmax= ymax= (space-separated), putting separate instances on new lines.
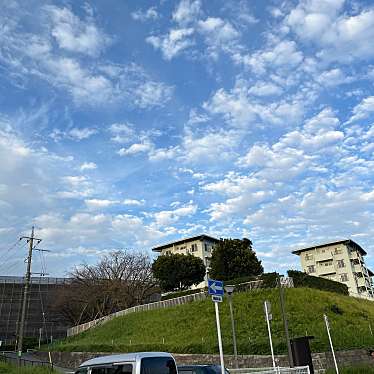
xmin=152 ymin=253 xmax=206 ymax=292
xmin=209 ymin=238 xmax=263 ymax=281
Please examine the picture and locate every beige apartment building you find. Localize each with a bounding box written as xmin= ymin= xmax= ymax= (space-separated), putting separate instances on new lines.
xmin=152 ymin=234 xmax=219 ymax=289
xmin=293 ymin=239 xmax=374 ymax=299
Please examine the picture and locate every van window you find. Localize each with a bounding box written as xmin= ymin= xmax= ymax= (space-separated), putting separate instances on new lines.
xmin=75 ymin=369 xmax=88 ymax=374
xmin=141 ymin=357 xmax=177 ymax=374
xmin=91 ymin=364 xmax=133 ymax=374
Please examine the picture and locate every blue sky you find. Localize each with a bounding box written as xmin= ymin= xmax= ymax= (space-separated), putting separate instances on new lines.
xmin=0 ymin=0 xmax=373 ymax=277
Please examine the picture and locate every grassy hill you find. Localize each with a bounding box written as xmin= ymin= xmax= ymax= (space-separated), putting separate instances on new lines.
xmin=52 ymin=288 xmax=374 ymax=354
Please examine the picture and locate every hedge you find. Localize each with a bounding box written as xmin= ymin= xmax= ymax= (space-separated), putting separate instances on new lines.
xmin=161 ymin=288 xmax=205 ymax=300
xmin=288 ymin=270 xmax=349 ymax=295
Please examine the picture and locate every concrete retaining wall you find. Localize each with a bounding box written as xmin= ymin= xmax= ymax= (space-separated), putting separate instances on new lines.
xmin=33 ymin=349 xmax=374 ymax=371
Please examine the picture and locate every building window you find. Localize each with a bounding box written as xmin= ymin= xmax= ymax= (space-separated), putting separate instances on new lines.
xmin=337 ymin=260 xmax=345 ymax=268
xmin=340 ymin=274 xmax=348 ymax=282
xmin=307 ymin=265 xmax=315 ymax=274
xmin=305 ymin=253 xmax=313 ymax=261
xmin=334 ymin=248 xmax=342 ymax=255
xmin=351 ymin=259 xmax=360 ymax=265
xmin=319 ymin=260 xmax=333 ymax=267
xmin=191 ymin=244 xmax=198 ymax=252
xmin=204 ymin=243 xmax=209 ymax=252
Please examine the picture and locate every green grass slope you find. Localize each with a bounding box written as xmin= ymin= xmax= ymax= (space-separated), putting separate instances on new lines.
xmin=53 ymin=288 xmax=374 ymax=354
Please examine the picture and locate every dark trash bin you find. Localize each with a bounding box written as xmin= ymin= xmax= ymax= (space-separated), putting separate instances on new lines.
xmin=290 ymin=336 xmax=314 ymax=374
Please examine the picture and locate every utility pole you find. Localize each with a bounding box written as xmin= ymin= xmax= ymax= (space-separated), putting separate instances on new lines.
xmin=324 ymin=314 xmax=339 ymax=374
xmin=17 ymin=227 xmax=42 ymax=358
xmin=224 ymin=285 xmax=238 ymax=368
xmin=264 ymin=300 xmax=276 ymax=371
xmin=278 ymin=276 xmax=293 ymax=367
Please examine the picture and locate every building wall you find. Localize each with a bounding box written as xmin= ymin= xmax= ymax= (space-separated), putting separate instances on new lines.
xmin=159 ymin=238 xmax=217 ymax=288
xmin=0 ymin=277 xmax=72 ymax=346
xmin=298 ymin=243 xmax=374 ymax=299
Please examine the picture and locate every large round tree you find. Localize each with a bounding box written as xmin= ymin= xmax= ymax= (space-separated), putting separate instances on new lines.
xmin=209 ymin=238 xmax=263 ymax=281
xmin=152 ymin=253 xmax=206 ymax=292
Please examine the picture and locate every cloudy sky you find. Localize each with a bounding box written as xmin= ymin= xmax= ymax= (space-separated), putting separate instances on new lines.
xmin=0 ymin=0 xmax=373 ymax=277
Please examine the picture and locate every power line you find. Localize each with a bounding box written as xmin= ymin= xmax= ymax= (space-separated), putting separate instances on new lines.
xmin=0 ymin=242 xmax=28 ymax=273
xmin=0 ymin=237 xmax=23 ymax=263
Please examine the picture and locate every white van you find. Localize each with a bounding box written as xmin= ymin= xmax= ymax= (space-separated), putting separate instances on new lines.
xmin=74 ymin=352 xmax=178 ymax=374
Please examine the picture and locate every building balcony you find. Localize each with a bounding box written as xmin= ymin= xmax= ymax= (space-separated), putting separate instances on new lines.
xmin=317 ymin=265 xmax=336 ymax=275
xmin=316 ymin=253 xmax=334 ymax=262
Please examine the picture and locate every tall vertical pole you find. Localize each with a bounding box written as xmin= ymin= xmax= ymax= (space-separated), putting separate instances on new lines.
xmin=17 ymin=227 xmax=35 ymax=357
xmin=38 ymin=328 xmax=42 ymax=349
xmin=214 ymin=301 xmax=225 ymax=374
xmin=278 ymin=277 xmax=293 ymax=367
xmin=324 ymin=314 xmax=339 ymax=374
xmin=228 ymin=295 xmax=238 ymax=368
xmin=264 ymin=301 xmax=276 ymax=370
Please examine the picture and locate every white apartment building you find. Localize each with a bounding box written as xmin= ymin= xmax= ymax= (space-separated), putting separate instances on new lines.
xmin=152 ymin=234 xmax=219 ymax=289
xmin=293 ymin=239 xmax=374 ymax=299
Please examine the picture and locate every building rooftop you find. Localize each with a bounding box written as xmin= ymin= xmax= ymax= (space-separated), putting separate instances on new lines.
xmin=292 ymin=239 xmax=367 ymax=256
xmin=152 ymin=234 xmax=219 ymax=252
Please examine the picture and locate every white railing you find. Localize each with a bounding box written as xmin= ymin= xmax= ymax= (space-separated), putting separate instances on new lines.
xmin=67 ymin=277 xmax=294 ymax=336
xmin=230 ymin=366 xmax=310 ymax=374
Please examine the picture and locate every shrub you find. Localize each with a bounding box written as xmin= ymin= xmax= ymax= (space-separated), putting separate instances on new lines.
xmin=288 ymin=270 xmax=349 ymax=295
xmin=161 ymin=288 xmax=205 ymax=300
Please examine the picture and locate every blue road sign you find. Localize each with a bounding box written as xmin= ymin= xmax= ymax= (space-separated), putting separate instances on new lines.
xmin=208 ymin=279 xmax=224 ymax=296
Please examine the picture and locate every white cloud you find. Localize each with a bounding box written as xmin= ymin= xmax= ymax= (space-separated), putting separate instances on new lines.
xmin=172 ymin=0 xmax=202 ymax=26
xmin=0 ymin=7 xmax=173 ymax=107
xmin=347 ymin=96 xmax=374 ymax=123
xmin=153 ymin=202 xmax=197 ymax=226
xmin=237 ymin=40 xmax=303 ymax=75
xmin=109 ymin=123 xmax=135 ymax=144
xmin=316 ymin=68 xmax=353 ymax=87
xmin=146 ymin=28 xmax=195 ymax=60
xmin=197 ymin=17 xmax=240 ymax=59
xmin=80 ymin=162 xmax=97 ymax=171
xmin=205 ymin=79 xmax=304 ymax=128
xmin=46 ymin=5 xmax=111 ymax=57
xmin=287 ymin=2 xmax=374 ymax=63
xmin=85 ymin=199 xmax=119 ymax=209
xmin=149 ymin=146 xmax=180 ymax=162
xmin=118 ymin=142 xmax=153 ymax=156
xmin=248 ymin=82 xmax=283 ymax=97
xmin=68 ymin=127 xmax=97 ymax=141
xmin=131 ymin=7 xmax=159 ymax=22
xmin=123 ymin=199 xmax=145 ymax=206
xmin=208 ymin=190 xmax=275 ymax=222
xmin=133 ymin=81 xmax=174 ymax=108
xmin=181 ymin=128 xmax=239 ymax=163
xmin=202 ymin=173 xmax=266 ymax=196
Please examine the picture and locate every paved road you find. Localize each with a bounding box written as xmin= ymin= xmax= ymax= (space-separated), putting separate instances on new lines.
xmin=1 ymin=351 xmax=74 ymax=373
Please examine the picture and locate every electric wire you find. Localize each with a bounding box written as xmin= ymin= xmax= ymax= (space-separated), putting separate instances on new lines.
xmin=0 ymin=241 xmax=28 ymax=273
xmin=0 ymin=237 xmax=23 ymax=263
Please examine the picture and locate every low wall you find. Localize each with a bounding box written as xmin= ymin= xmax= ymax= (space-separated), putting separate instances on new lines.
xmin=33 ymin=349 xmax=373 ymax=371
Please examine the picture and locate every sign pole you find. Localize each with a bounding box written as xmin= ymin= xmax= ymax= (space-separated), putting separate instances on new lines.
xmin=264 ymin=301 xmax=276 ymax=370
xmin=214 ymin=301 xmax=225 ymax=374
xmin=324 ymin=314 xmax=339 ymax=374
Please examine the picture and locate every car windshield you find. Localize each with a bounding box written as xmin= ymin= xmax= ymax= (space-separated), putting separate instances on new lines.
xmin=141 ymin=357 xmax=177 ymax=374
